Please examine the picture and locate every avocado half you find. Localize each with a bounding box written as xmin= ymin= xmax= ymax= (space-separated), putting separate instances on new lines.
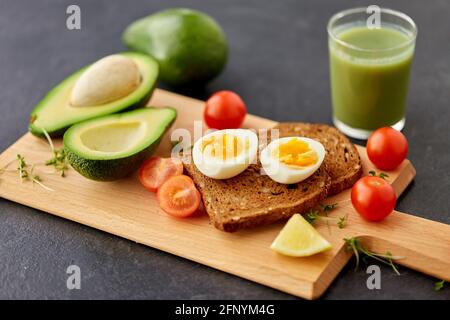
xmin=29 ymin=52 xmax=159 ymax=137
xmin=63 ymin=107 xmax=177 ymax=181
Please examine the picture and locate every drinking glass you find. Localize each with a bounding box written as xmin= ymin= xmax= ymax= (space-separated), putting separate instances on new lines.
xmin=328 ymin=7 xmax=417 ymax=139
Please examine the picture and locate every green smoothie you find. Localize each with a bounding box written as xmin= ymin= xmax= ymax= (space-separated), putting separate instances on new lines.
xmin=329 ymin=26 xmax=414 ymax=130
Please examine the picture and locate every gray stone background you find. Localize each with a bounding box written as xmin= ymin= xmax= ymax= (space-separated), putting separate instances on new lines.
xmin=0 ymin=0 xmax=449 ymax=299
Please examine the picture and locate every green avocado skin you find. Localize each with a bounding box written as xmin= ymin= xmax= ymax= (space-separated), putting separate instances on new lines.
xmin=63 ymin=107 xmax=176 ymax=181
xmin=28 ymin=52 xmax=159 ymax=138
xmin=123 ymin=8 xmax=227 ymax=86
xmin=65 ymin=135 xmax=161 ymax=181
xmin=29 ymin=87 xmax=154 ymax=138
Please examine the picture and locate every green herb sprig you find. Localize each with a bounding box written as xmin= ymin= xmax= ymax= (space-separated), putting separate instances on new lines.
xmin=369 ymin=170 xmax=389 ymax=180
xmin=321 ymin=203 xmax=337 ymax=212
xmin=305 ymin=209 xmax=340 ymax=226
xmin=17 ymin=154 xmax=29 ymax=181
xmin=434 ymin=280 xmax=446 ymax=291
xmin=344 ymin=237 xmax=403 ymax=275
xmin=304 ymin=209 xmax=320 ymax=225
xmin=1 ymin=130 xmax=65 ymax=190
xmin=29 ymin=164 xmax=54 ymax=191
xmin=337 ymin=216 xmax=346 ymax=229
xmin=42 ymin=129 xmax=68 ymax=177
xmin=15 ymin=154 xmax=53 ymax=191
xmin=304 ymin=203 xmax=346 ymax=229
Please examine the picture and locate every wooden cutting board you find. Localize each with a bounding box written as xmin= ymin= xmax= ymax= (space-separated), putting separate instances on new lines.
xmin=1 ymin=89 xmax=449 ymax=299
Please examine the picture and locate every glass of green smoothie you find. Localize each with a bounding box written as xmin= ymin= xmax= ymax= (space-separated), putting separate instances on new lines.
xmin=328 ymin=7 xmax=417 ymax=139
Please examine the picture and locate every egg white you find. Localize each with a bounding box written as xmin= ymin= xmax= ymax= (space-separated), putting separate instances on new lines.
xmin=260 ymin=137 xmax=325 ymax=184
xmin=192 ymin=129 xmax=258 ymax=179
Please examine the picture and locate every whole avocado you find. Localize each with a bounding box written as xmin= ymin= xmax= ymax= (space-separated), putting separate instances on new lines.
xmin=122 ymin=8 xmax=228 ymax=86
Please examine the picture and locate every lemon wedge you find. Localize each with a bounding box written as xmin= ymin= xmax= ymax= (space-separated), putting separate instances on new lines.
xmin=271 ymin=214 xmax=332 ymax=257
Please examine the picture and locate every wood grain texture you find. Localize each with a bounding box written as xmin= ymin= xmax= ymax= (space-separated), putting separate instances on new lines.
xmin=0 ymin=89 xmax=449 ymax=299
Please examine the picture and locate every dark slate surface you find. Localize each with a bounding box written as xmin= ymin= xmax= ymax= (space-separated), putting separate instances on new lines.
xmin=0 ymin=0 xmax=449 ymax=300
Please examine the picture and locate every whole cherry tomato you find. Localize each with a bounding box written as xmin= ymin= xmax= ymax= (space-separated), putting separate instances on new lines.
xmin=367 ymin=127 xmax=408 ymax=170
xmin=204 ymin=90 xmax=247 ymax=129
xmin=351 ymin=176 xmax=396 ymax=222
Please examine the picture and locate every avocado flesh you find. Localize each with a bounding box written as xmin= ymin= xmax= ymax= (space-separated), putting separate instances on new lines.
xmin=63 ymin=107 xmax=176 ymax=181
xmin=29 ymin=52 xmax=159 ymax=137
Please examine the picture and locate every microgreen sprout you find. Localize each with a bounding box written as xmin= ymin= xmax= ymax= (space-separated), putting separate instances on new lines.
xmin=305 ymin=203 xmax=345 ymax=229
xmin=434 ymin=280 xmax=446 ymax=291
xmin=14 ymin=154 xmax=54 ymax=191
xmin=42 ymin=129 xmax=68 ymax=177
xmin=344 ymin=237 xmax=403 ymax=275
xmin=369 ymin=170 xmax=389 ymax=180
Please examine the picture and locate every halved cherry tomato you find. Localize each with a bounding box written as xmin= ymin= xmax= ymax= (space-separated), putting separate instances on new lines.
xmin=157 ymin=175 xmax=201 ymax=218
xmin=204 ymin=90 xmax=247 ymax=129
xmin=139 ymin=156 xmax=183 ymax=192
xmin=367 ymin=127 xmax=408 ymax=170
xmin=351 ymin=176 xmax=396 ymax=222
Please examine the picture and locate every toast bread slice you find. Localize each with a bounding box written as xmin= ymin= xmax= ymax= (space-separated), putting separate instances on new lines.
xmin=182 ymin=128 xmax=331 ymax=232
xmin=183 ymin=160 xmax=330 ymax=232
xmin=274 ymin=123 xmax=363 ymax=195
xmin=182 ymin=122 xmax=361 ymax=232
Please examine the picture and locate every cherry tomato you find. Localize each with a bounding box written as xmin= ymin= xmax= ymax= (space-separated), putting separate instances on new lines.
xmin=367 ymin=127 xmax=408 ymax=170
xmin=204 ymin=90 xmax=247 ymax=129
xmin=139 ymin=156 xmax=183 ymax=192
xmin=351 ymin=176 xmax=396 ymax=222
xmin=157 ymin=175 xmax=201 ymax=218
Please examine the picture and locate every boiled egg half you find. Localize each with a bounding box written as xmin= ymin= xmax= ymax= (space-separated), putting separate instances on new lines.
xmin=192 ymin=129 xmax=258 ymax=179
xmin=260 ymin=137 xmax=325 ymax=184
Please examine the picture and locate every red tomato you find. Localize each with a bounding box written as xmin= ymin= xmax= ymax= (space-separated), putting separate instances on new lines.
xmin=139 ymin=156 xmax=183 ymax=192
xmin=351 ymin=176 xmax=396 ymax=222
xmin=157 ymin=175 xmax=201 ymax=218
xmin=204 ymin=90 xmax=247 ymax=129
xmin=367 ymin=127 xmax=408 ymax=170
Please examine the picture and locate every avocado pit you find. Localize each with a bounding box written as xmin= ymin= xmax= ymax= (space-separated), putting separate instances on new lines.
xmin=70 ymin=54 xmax=141 ymax=107
xmin=28 ymin=52 xmax=159 ymax=137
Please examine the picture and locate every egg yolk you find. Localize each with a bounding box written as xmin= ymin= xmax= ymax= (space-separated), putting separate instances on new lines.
xmin=274 ymin=138 xmax=318 ymax=167
xmin=201 ymin=134 xmax=247 ymax=160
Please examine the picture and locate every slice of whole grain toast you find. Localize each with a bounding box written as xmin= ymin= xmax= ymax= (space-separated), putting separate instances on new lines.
xmin=274 ymin=123 xmax=363 ymax=195
xmin=182 ymin=122 xmax=361 ymax=232
xmin=182 ymin=126 xmax=332 ymax=232
xmin=183 ymin=160 xmax=330 ymax=232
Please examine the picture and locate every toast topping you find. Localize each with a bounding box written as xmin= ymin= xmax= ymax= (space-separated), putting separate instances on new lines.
xmin=274 ymin=123 xmax=363 ymax=195
xmin=275 ymin=138 xmax=318 ymax=168
xmin=182 ymin=122 xmax=361 ymax=232
xmin=260 ymin=137 xmax=326 ymax=185
xmin=201 ymin=133 xmax=247 ymax=160
xmin=192 ymin=129 xmax=258 ymax=180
